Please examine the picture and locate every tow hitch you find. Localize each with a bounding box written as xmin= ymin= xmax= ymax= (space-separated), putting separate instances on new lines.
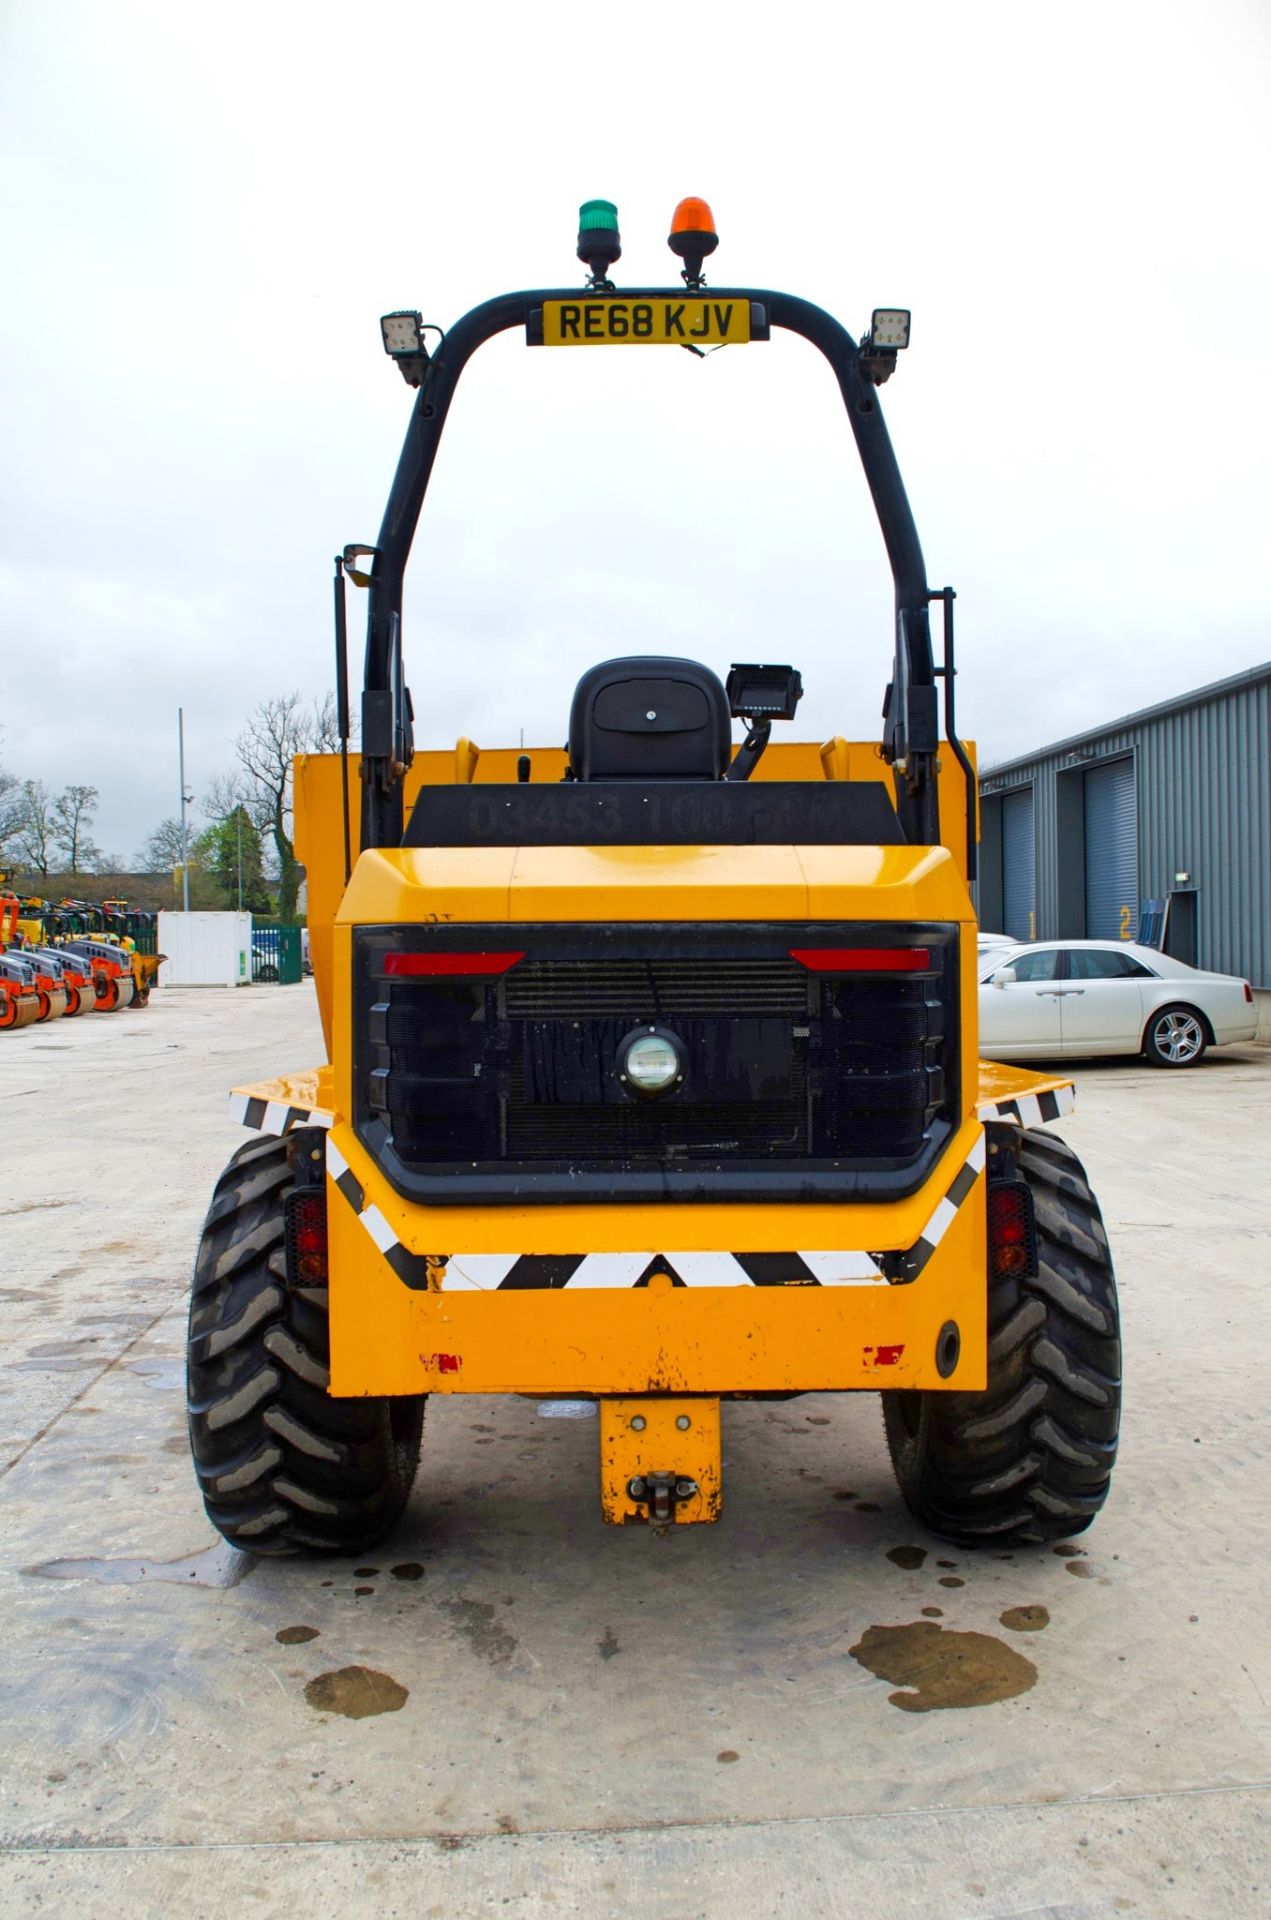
xmin=600 ymin=1397 xmax=723 ymax=1526
xmin=626 ymin=1473 xmax=700 ymax=1525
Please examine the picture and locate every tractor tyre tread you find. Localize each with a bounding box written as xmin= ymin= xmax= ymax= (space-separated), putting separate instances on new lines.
xmin=187 ymin=1134 xmax=424 ymax=1556
xmin=883 ymin=1127 xmax=1120 ymax=1547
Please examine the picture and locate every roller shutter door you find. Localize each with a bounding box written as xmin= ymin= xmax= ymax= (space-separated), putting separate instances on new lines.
xmin=1001 ymin=787 xmax=1035 ymax=940
xmin=1084 ymin=757 xmax=1137 ymax=939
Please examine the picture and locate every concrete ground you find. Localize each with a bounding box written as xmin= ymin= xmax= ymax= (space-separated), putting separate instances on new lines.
xmin=0 ymin=984 xmax=1268 ymax=1918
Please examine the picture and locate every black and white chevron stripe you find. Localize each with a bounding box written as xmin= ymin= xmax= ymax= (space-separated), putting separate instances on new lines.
xmin=228 ymin=1091 xmax=334 ymax=1137
xmin=975 ymin=1085 xmax=1074 ymax=1128
xmin=324 ymin=1133 xmax=986 ymax=1293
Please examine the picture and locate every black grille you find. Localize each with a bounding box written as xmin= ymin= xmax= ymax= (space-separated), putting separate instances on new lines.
xmin=355 ymin=923 xmax=959 ymax=1206
xmin=502 ymin=958 xmax=809 ymax=1019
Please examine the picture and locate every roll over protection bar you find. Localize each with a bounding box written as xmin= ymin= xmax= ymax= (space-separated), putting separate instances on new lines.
xmin=356 ymin=287 xmax=945 ymax=854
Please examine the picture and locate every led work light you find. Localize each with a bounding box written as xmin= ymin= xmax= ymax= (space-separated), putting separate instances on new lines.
xmin=381 ymin=311 xmax=423 ymax=355
xmin=617 ymin=1026 xmax=684 ymax=1097
xmin=380 ymin=310 xmax=430 ymax=388
xmin=870 ymin=309 xmax=911 ymax=350
xmin=858 ymin=308 xmax=911 ymax=387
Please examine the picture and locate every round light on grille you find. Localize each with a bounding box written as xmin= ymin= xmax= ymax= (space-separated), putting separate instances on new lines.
xmin=618 ymin=1026 xmax=683 ymax=1097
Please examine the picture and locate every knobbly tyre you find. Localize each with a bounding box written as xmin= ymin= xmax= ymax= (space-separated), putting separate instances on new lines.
xmin=187 ymin=198 xmax=1121 ymax=1556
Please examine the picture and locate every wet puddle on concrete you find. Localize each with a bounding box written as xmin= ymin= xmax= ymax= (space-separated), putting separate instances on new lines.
xmin=850 ymin=1621 xmax=1037 ymax=1712
xmin=1000 ymin=1604 xmax=1050 ymax=1632
xmin=441 ymin=1597 xmax=518 ymax=1666
xmin=25 ymin=1540 xmax=253 ymax=1589
xmin=304 ymin=1666 xmax=409 ymax=1718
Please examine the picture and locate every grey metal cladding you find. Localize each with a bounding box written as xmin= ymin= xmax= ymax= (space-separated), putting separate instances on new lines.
xmin=977 ymin=662 xmax=1270 ymax=988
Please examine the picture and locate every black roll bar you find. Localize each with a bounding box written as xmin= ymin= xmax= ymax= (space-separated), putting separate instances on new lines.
xmin=359 ymin=287 xmax=941 ymax=850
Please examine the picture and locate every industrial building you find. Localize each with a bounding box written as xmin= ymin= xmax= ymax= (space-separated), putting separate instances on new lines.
xmin=977 ymin=662 xmax=1271 ymax=990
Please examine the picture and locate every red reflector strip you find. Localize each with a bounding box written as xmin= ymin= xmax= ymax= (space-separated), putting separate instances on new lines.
xmin=789 ymin=947 xmax=930 ymax=972
xmin=986 ymin=1181 xmax=1038 ymax=1282
xmin=285 ymin=1190 xmax=329 ymax=1287
xmin=383 ymin=951 xmax=525 ymax=977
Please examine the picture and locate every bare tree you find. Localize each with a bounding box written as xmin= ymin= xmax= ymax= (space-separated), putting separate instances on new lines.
xmin=12 ymin=780 xmax=55 ymax=879
xmin=51 ymin=784 xmax=101 ymax=874
xmin=137 ymin=817 xmax=189 ymax=872
xmin=311 ymin=691 xmax=341 ymax=753
xmin=0 ymin=764 xmax=25 ymax=860
xmin=234 ymin=693 xmax=332 ymax=921
xmin=202 ymin=772 xmax=249 ymax=825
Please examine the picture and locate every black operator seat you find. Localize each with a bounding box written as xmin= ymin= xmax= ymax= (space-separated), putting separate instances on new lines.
xmin=568 ymin=657 xmax=731 ymax=782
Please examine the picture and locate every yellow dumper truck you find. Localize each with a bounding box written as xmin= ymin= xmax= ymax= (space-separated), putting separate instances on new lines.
xmin=187 ymin=200 xmax=1121 ymax=1556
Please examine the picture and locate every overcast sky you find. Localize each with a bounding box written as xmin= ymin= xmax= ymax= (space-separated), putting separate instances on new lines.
xmin=2 ymin=0 xmax=1268 ymax=861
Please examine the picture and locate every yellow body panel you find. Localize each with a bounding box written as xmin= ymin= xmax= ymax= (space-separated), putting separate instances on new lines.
xmin=230 ymin=1066 xmax=336 ymax=1127
xmin=325 ymin=1137 xmax=987 ymax=1397
xmin=976 ymin=1060 xmax=1076 ymax=1119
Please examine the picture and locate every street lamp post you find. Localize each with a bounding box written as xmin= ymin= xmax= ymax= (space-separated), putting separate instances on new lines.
xmin=178 ymin=709 xmax=193 ymax=913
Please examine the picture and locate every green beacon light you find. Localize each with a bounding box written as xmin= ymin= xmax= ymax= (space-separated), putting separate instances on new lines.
xmin=577 ymin=199 xmax=621 ymax=289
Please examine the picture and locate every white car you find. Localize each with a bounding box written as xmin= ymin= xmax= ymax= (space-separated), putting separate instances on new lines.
xmin=979 ymin=940 xmax=1257 ymax=1067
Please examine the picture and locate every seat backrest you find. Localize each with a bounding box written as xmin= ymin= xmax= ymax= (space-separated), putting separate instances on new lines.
xmin=568 ymin=657 xmax=731 ymax=781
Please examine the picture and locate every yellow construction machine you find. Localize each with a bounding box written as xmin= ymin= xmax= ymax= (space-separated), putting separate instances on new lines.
xmin=188 ymin=199 xmax=1121 ymax=1557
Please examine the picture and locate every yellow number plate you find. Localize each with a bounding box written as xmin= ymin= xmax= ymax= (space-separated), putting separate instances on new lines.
xmin=539 ymin=297 xmax=752 ymax=347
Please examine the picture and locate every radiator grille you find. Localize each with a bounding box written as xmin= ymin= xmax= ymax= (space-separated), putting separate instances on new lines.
xmin=502 ymin=957 xmax=809 ymax=1019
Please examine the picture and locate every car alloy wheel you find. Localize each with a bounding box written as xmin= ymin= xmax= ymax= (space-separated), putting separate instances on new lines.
xmin=1150 ymin=1008 xmax=1205 ymax=1065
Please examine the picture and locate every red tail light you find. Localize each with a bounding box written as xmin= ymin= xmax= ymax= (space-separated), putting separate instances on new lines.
xmin=285 ymin=1190 xmax=328 ymax=1287
xmin=1244 ymin=982 xmax=1254 ymax=1004
xmin=789 ymin=947 xmax=930 ymax=972
xmin=987 ymin=1180 xmax=1038 ymax=1282
xmin=383 ymin=951 xmax=525 ymax=977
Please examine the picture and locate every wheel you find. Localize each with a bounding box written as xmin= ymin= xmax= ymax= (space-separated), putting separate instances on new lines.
xmin=1143 ymin=1003 xmax=1208 ymax=1068
xmin=187 ymin=1134 xmax=425 ymax=1555
xmin=256 ymin=962 xmax=279 ymax=983
xmin=883 ymin=1128 xmax=1121 ymax=1546
xmin=133 ymin=984 xmax=150 ymax=1007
